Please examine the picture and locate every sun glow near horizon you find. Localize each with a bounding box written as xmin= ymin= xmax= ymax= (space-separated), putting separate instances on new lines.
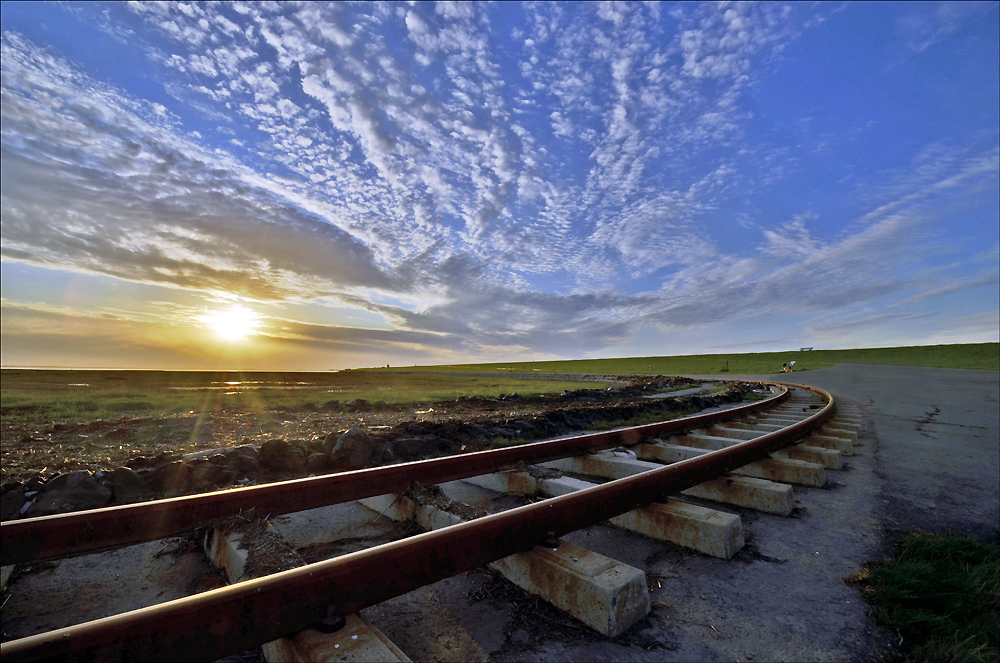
xmin=202 ymin=306 xmax=261 ymax=341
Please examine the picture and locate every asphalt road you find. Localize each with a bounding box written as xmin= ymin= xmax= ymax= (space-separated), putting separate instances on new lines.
xmin=779 ymin=363 xmax=999 ymax=541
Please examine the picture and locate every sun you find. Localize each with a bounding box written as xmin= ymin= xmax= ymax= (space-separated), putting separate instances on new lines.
xmin=203 ymin=306 xmax=260 ymax=341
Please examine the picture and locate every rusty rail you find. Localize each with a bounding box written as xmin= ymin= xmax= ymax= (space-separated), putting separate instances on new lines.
xmin=1 ymin=383 xmax=832 ymax=663
xmin=1 ymin=382 xmax=789 ymax=566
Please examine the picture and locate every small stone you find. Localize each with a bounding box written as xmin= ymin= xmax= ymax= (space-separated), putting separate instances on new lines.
xmin=31 ymin=470 xmax=112 ymax=516
xmin=259 ymin=439 xmax=306 ymax=473
xmin=1 ymin=486 xmax=27 ymax=521
xmin=152 ymin=451 xmax=180 ymax=465
xmin=306 ymin=453 xmax=328 ymax=473
xmin=214 ymin=469 xmax=238 ymax=486
xmin=326 ymin=428 xmax=376 ymax=471
xmin=388 ymin=435 xmax=453 ymax=462
xmin=108 ymin=467 xmax=155 ymax=505
xmin=149 ymin=461 xmax=191 ymax=494
xmin=224 ymin=446 xmax=259 ymax=474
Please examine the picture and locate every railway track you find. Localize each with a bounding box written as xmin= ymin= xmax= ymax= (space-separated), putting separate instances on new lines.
xmin=1 ymin=380 xmax=862 ymax=662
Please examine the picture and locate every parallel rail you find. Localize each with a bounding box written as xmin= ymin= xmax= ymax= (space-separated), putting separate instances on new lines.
xmin=1 ymin=381 xmax=834 ymax=663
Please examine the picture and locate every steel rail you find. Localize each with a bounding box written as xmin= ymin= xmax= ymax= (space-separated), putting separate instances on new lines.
xmin=1 ymin=383 xmax=832 ymax=663
xmin=2 ymin=382 xmax=789 ymax=566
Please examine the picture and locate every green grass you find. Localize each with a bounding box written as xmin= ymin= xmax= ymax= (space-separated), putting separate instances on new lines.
xmin=368 ymin=342 xmax=999 ymax=375
xmin=0 ymin=369 xmax=597 ymax=422
xmin=856 ymin=533 xmax=1000 ymax=663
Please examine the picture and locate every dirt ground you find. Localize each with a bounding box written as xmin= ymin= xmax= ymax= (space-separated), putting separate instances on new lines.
xmin=1 ymin=375 xmax=745 ymax=487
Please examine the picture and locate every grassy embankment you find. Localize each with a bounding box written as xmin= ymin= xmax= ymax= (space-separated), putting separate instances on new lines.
xmin=854 ymin=533 xmax=999 ymax=663
xmin=370 ymin=342 xmax=999 ymax=375
xmin=0 ymin=370 xmax=596 ymax=422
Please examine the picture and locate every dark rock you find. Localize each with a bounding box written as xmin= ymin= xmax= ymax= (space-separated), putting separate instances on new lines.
xmin=224 ymin=445 xmax=259 ymax=473
xmin=2 ymin=481 xmax=22 ymax=496
xmin=259 ymin=439 xmax=306 ymax=473
xmin=152 ymin=451 xmax=180 ymax=465
xmin=183 ymin=447 xmax=230 ymax=462
xmin=372 ymin=443 xmax=395 ymax=465
xmin=300 ymin=439 xmax=324 ymax=455
xmin=188 ymin=460 xmax=236 ymax=489
xmin=149 ymin=461 xmax=191 ymax=494
xmin=24 ymin=475 xmax=45 ymax=492
xmin=322 ymin=431 xmax=344 ymax=455
xmin=327 ymin=428 xmax=376 ymax=470
xmin=531 ymin=419 xmax=559 ymax=437
xmin=126 ymin=455 xmax=157 ymax=469
xmin=214 ymin=469 xmax=237 ymax=486
xmin=306 ymin=453 xmax=328 ymax=473
xmin=511 ymin=420 xmax=536 ymax=437
xmin=1 ymin=486 xmax=27 ymax=521
xmin=31 ymin=470 xmax=113 ymax=516
xmin=108 ymin=467 xmax=154 ymax=504
xmin=388 ymin=435 xmax=453 ymax=462
xmin=187 ymin=459 xmax=214 ymax=489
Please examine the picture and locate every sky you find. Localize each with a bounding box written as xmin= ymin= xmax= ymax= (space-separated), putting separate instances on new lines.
xmin=1 ymin=1 xmax=998 ymax=370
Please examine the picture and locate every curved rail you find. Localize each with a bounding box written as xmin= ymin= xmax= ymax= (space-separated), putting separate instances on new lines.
xmin=1 ymin=382 xmax=834 ymax=663
xmin=2 ymin=382 xmax=789 ymax=566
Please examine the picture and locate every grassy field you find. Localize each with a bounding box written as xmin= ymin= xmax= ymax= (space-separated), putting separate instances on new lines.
xmin=3 ymin=343 xmax=994 ymax=421
xmin=854 ymin=533 xmax=999 ymax=663
xmin=370 ymin=342 xmax=999 ymax=375
xmin=0 ymin=369 xmax=598 ymax=422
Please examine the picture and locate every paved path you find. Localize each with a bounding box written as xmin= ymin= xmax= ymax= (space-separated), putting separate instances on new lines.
xmin=773 ymin=364 xmax=997 ymax=540
xmin=687 ymin=364 xmax=998 ymax=540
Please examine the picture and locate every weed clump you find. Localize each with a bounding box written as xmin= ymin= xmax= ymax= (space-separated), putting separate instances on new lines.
xmin=855 ymin=532 xmax=999 ymax=663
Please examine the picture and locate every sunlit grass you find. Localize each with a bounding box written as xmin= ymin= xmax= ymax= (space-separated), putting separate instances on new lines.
xmin=0 ymin=370 xmax=598 ymax=422
xmin=372 ymin=342 xmax=999 ymax=375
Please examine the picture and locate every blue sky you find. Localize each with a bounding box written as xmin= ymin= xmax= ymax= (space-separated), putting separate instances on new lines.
xmin=1 ymin=1 xmax=997 ymax=370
